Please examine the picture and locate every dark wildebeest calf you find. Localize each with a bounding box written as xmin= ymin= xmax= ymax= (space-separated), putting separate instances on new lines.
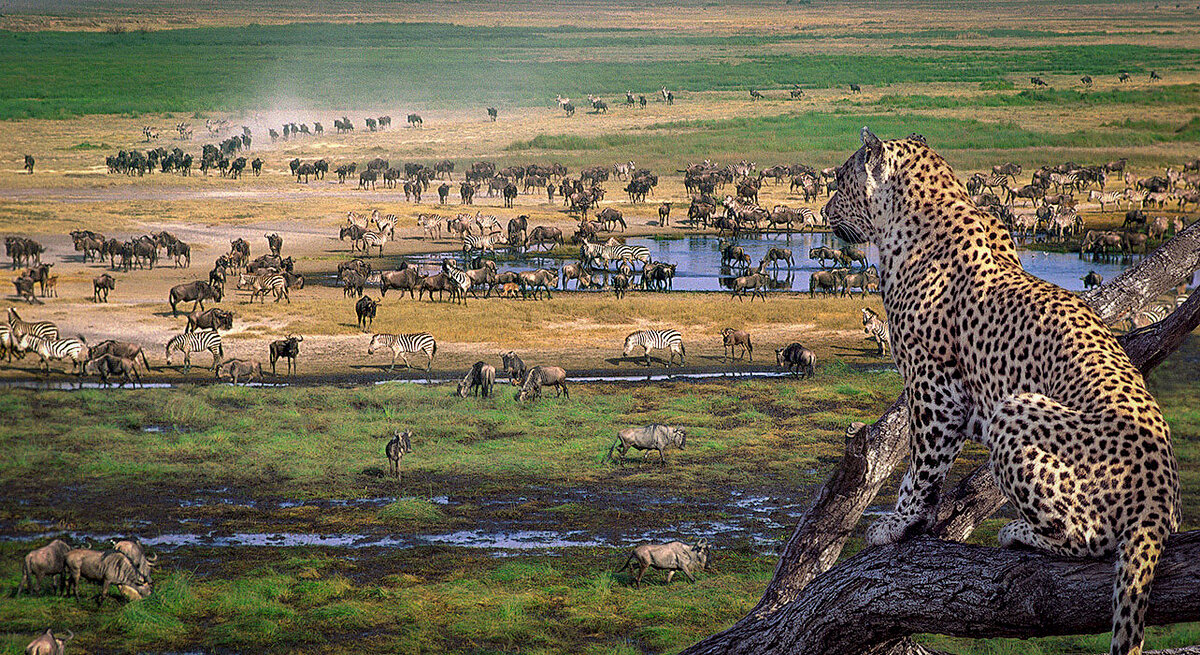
xmin=457 ymin=360 xmax=496 ymax=398
xmin=385 ymin=429 xmax=413 ymax=480
xmin=776 ymin=342 xmax=816 ymax=378
xmin=269 ymin=335 xmax=302 ymax=375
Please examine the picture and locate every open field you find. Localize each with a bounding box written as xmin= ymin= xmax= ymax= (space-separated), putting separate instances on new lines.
xmin=1 ymin=2 xmax=1200 ymax=653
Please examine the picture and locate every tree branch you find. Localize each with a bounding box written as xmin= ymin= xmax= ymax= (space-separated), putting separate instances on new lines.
xmin=685 ymin=222 xmax=1200 ymax=652
xmin=685 ymin=532 xmax=1200 ymax=655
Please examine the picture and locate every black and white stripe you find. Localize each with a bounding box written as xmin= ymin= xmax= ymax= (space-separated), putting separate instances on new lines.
xmin=474 ymin=213 xmax=503 ymax=236
xmin=250 ymin=273 xmax=290 ymax=303
xmin=6 ymin=308 xmax=58 ymax=341
xmin=461 ymin=233 xmax=506 ymax=254
xmin=166 ymin=330 xmax=223 ymax=371
xmin=358 ymin=231 xmax=388 ymax=255
xmin=372 ymin=210 xmax=398 ymax=238
xmin=623 ymin=329 xmax=685 ymax=366
xmin=861 ymin=308 xmax=891 ymax=357
xmin=368 ymin=332 xmax=437 ymax=371
xmin=445 ymin=267 xmax=470 ymax=304
xmin=19 ymin=334 xmax=86 ymax=372
xmin=585 ymin=242 xmax=651 ymax=270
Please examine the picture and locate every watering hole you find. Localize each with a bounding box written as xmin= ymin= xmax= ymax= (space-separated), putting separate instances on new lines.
xmin=388 ymin=233 xmax=1129 ymax=293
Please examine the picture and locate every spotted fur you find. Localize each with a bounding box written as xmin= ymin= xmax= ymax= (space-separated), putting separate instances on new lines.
xmin=824 ymin=128 xmax=1179 ymax=655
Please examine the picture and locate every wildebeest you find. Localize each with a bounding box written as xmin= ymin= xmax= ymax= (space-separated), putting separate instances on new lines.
xmin=379 ymin=268 xmax=422 ymax=299
xmin=215 ymin=358 xmax=263 ymax=384
xmin=111 ymin=538 xmax=157 ymax=583
xmin=355 ymin=295 xmax=378 ymax=331
xmin=92 ymin=273 xmax=115 ymax=303
xmin=1081 ymin=270 xmax=1104 ymax=290
xmin=776 ymin=342 xmax=816 ymax=378
xmin=84 ymin=354 xmax=142 ymax=387
xmin=86 ymin=340 xmax=150 ymax=372
xmin=457 ymin=361 xmax=496 ymax=398
xmin=515 ymin=365 xmax=569 ymax=401
xmin=25 ymin=628 xmax=73 ymax=655
xmin=24 ymin=154 xmax=35 ymax=174
xmin=18 ymin=539 xmax=71 ymax=596
xmin=385 ymin=429 xmax=413 ymax=480
xmin=265 ymin=233 xmax=283 ymax=257
xmin=168 ymin=280 xmax=222 ymax=316
xmin=500 ymin=351 xmax=527 ymax=385
xmin=269 ymin=335 xmax=302 ymax=375
xmin=617 ymin=539 xmax=709 ymax=588
xmin=606 ymin=424 xmax=687 ymax=466
xmin=487 ymin=107 xmax=498 ymax=121
xmin=186 ymin=307 xmax=233 ymax=333
xmin=1031 ymin=76 xmax=1048 ymax=87
xmin=809 ymin=270 xmax=841 ymax=298
xmin=527 ymin=226 xmax=564 ymax=251
xmin=658 ymin=202 xmax=672 ymax=226
xmin=849 ymin=83 xmax=862 ymax=93
xmin=720 ymin=327 xmax=752 ymax=361
xmin=64 ymin=548 xmax=150 ymax=603
xmin=407 ymin=113 xmax=423 ymax=128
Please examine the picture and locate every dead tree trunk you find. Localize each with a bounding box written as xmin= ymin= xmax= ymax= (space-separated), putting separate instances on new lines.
xmin=685 ymin=222 xmax=1200 ymax=653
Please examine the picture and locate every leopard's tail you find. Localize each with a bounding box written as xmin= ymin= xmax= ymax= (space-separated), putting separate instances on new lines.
xmin=1109 ymin=525 xmax=1167 ymax=655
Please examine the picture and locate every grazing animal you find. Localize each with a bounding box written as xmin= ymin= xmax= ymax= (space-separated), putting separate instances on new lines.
xmin=720 ymin=328 xmax=752 ymax=361
xmin=64 ymin=549 xmax=150 ymax=603
xmin=86 ymin=340 xmax=150 ymax=372
xmin=607 ymin=424 xmax=687 ymax=467
xmin=618 ymin=539 xmax=708 ymax=588
xmin=1082 ymin=270 xmax=1104 ymax=290
xmin=168 ymin=281 xmax=222 ymax=316
xmin=860 ymin=307 xmax=891 ymax=356
xmin=623 ymin=329 xmax=684 ymax=366
xmin=407 ymin=113 xmax=423 ymax=128
xmin=265 ymin=233 xmax=282 ymax=257
xmin=84 ymin=354 xmax=142 ymax=387
xmin=24 ymin=628 xmax=73 ymax=655
xmin=500 ymin=351 xmax=527 ymax=385
xmin=92 ymin=273 xmax=115 ymax=302
xmin=458 ymin=361 xmax=496 ymax=398
xmin=775 ymin=342 xmax=816 ymax=378
xmin=368 ymin=333 xmax=437 ymax=372
xmin=268 ymin=335 xmax=302 ymax=376
xmin=824 ymin=129 xmax=1180 ymax=655
xmin=763 ymin=247 xmax=793 ymax=269
xmin=356 ymin=295 xmax=378 ymax=331
xmin=165 ymin=330 xmax=223 ymax=372
xmin=24 ymin=154 xmax=35 ymax=174
xmin=385 ymin=430 xmax=413 ymax=480
xmin=658 ymin=202 xmax=672 ymax=226
xmin=19 ymin=335 xmax=87 ymax=373
xmin=186 ymin=307 xmax=233 ymax=333
xmin=215 ymin=358 xmax=263 ymax=385
xmin=515 ymin=365 xmax=569 ymax=401
xmin=18 ymin=539 xmax=71 ymax=596
xmin=487 ymin=107 xmax=498 ymax=121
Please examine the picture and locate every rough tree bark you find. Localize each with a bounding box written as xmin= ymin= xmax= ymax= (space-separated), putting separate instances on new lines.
xmin=684 ymin=221 xmax=1200 ymax=654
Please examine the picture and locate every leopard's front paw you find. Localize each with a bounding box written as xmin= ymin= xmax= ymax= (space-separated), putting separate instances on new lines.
xmin=865 ymin=512 xmax=927 ymax=546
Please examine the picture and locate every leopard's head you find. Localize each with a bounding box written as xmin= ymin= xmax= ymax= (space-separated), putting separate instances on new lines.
xmin=823 ymin=128 xmax=932 ymax=245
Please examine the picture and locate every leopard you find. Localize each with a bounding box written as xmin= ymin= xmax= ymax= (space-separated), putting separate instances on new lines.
xmin=823 ymin=128 xmax=1179 ymax=655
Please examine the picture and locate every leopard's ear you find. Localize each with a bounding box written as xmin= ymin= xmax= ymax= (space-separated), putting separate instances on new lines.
xmin=907 ymin=133 xmax=926 ymax=145
xmin=861 ymin=127 xmax=882 ymax=155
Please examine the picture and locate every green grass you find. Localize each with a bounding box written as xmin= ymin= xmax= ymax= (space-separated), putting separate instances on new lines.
xmin=1 ymin=23 xmax=1197 ymax=118
xmin=863 ymin=84 xmax=1200 ymax=110
xmin=505 ymin=111 xmax=1200 ymax=171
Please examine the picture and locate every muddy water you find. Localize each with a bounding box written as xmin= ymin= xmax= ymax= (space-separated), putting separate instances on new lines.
xmin=403 ymin=233 xmax=1129 ymax=292
xmin=3 ymin=486 xmax=844 ymax=556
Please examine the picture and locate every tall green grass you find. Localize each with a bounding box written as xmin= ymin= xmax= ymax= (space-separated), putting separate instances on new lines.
xmin=1 ymin=23 xmax=1196 ymax=118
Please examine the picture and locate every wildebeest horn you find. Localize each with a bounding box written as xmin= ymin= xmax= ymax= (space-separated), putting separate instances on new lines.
xmin=62 ymin=628 xmax=75 ymax=642
xmin=697 ymin=538 xmax=708 ymax=548
xmin=147 ymin=552 xmax=159 ymax=563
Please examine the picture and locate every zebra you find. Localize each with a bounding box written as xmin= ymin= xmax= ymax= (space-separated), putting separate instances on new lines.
xmin=347 ymin=211 xmax=370 ymax=230
xmin=474 ymin=213 xmax=503 ymax=236
xmin=166 ymin=330 xmax=223 ymax=372
xmin=7 ymin=308 xmax=58 ymax=342
xmin=372 ymin=210 xmax=398 ymax=238
xmin=249 ymin=273 xmax=289 ymax=304
xmin=368 ymin=333 xmax=437 ymax=372
xmin=461 ymin=233 xmax=506 ymax=255
xmin=861 ymin=308 xmax=891 ymax=357
xmin=623 ymin=329 xmax=684 ymax=367
xmin=18 ymin=334 xmax=86 ymax=373
xmin=1088 ymin=189 xmax=1127 ymax=212
xmin=358 ymin=231 xmax=388 ymax=256
xmin=444 ymin=265 xmax=471 ymax=306
xmin=583 ymin=240 xmax=650 ymax=271
xmin=981 ymin=173 xmax=1009 ymax=194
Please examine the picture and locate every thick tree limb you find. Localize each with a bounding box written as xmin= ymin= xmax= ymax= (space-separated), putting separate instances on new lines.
xmin=686 ymin=533 xmax=1200 ymax=654
xmin=686 ymin=224 xmax=1200 ymax=653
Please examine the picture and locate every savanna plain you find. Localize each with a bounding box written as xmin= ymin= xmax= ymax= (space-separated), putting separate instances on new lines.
xmin=1 ymin=1 xmax=1199 ymax=653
